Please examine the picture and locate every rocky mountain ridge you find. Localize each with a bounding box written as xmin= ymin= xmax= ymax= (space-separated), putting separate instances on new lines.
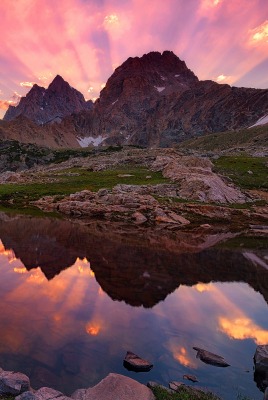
xmin=3 ymin=75 xmax=93 ymax=125
xmin=2 ymin=50 xmax=268 ymax=148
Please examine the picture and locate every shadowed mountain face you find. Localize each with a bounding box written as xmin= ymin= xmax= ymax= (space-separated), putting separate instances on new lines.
xmin=2 ymin=51 xmax=268 ymax=148
xmin=0 ymin=213 xmax=267 ymax=308
xmin=3 ymin=75 xmax=93 ymax=125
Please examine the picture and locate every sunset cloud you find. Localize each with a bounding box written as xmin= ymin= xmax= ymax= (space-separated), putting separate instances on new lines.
xmin=0 ymin=0 xmax=267 ymax=120
xmin=219 ymin=316 xmax=268 ymax=345
xmin=20 ymin=82 xmax=35 ymax=88
xmin=249 ymin=20 xmax=268 ymax=44
xmin=0 ymin=100 xmax=16 ymax=111
xmin=216 ymin=74 xmax=233 ymax=84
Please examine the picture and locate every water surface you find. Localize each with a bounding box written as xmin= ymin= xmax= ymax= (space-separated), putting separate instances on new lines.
xmin=0 ymin=212 xmax=267 ymax=399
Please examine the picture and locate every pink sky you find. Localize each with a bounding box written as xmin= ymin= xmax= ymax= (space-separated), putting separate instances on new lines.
xmin=0 ymin=0 xmax=267 ymax=119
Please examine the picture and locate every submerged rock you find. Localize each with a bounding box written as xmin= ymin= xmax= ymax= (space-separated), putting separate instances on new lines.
xmin=123 ymin=351 xmax=153 ymax=372
xmin=183 ymin=374 xmax=198 ymax=383
xmin=193 ymin=347 xmax=230 ymax=367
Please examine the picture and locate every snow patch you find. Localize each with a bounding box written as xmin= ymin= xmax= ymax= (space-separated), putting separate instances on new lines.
xmin=154 ymin=86 xmax=165 ymax=93
xmin=175 ymin=74 xmax=180 ymax=77
xmin=77 ymin=136 xmax=105 ymax=147
xmin=161 ymin=75 xmax=167 ymax=80
xmin=112 ymin=99 xmax=118 ymax=105
xmin=249 ymin=113 xmax=268 ymax=128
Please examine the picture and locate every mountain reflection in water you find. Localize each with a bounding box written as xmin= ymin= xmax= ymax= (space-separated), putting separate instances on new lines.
xmin=0 ymin=212 xmax=267 ymax=400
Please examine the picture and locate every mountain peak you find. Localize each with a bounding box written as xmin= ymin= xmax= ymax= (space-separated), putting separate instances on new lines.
xmin=48 ymin=75 xmax=69 ymax=92
xmin=3 ymin=75 xmax=89 ymax=124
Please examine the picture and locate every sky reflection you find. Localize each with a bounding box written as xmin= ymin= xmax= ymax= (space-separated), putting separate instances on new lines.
xmin=0 ymin=238 xmax=266 ymax=399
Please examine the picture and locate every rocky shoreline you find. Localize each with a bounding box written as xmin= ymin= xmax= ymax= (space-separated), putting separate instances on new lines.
xmin=2 ymin=343 xmax=268 ymax=400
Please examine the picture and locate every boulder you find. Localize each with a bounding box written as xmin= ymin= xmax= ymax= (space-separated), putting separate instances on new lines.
xmin=16 ymin=387 xmax=71 ymax=400
xmin=254 ymin=345 xmax=268 ymax=391
xmin=254 ymin=345 xmax=268 ymax=373
xmin=132 ymin=211 xmax=147 ymax=224
xmin=71 ymin=373 xmax=154 ymax=400
xmin=123 ymin=351 xmax=153 ymax=372
xmin=0 ymin=370 xmax=30 ymax=395
xmin=193 ymin=347 xmax=230 ymax=367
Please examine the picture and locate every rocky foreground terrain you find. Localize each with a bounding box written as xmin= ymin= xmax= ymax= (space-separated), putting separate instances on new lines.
xmin=0 ymin=146 xmax=267 ymax=256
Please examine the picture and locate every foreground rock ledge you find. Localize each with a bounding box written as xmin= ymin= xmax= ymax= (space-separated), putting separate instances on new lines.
xmin=13 ymin=373 xmax=154 ymax=400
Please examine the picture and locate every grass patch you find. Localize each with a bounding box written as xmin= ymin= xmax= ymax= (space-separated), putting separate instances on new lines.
xmin=151 ymin=385 xmax=220 ymax=400
xmin=177 ymin=125 xmax=268 ymax=152
xmin=213 ymin=155 xmax=268 ymax=190
xmin=216 ymin=235 xmax=268 ymax=250
xmin=0 ymin=166 xmax=168 ymax=207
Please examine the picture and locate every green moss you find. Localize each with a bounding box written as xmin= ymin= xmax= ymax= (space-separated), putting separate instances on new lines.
xmin=151 ymin=385 xmax=220 ymax=400
xmin=0 ymin=166 xmax=168 ymax=208
xmin=213 ymin=155 xmax=268 ymax=189
xmin=177 ymin=125 xmax=268 ymax=152
xmin=216 ymin=235 xmax=268 ymax=250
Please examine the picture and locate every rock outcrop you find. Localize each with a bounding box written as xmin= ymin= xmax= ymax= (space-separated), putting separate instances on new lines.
xmin=152 ymin=154 xmax=247 ymax=203
xmin=1 ymin=370 xmax=155 ymax=400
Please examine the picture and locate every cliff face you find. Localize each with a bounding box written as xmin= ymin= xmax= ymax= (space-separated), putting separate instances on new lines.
xmin=3 ymin=75 xmax=93 ymax=125
xmin=2 ymin=51 xmax=268 ymax=149
xmin=73 ymin=51 xmax=268 ymax=148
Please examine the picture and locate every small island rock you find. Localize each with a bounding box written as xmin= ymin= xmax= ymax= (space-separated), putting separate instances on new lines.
xmin=123 ymin=351 xmax=153 ymax=372
xmin=193 ymin=347 xmax=230 ymax=367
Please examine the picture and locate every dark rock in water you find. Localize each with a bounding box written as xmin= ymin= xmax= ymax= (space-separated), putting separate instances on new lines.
xmin=193 ymin=347 xmax=230 ymax=367
xmin=123 ymin=351 xmax=153 ymax=372
xmin=183 ymin=374 xmax=198 ymax=383
xmin=0 ymin=369 xmax=31 ymax=395
xmin=254 ymin=344 xmax=268 ymax=391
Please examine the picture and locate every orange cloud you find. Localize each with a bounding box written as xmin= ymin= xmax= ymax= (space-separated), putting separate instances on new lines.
xmin=173 ymin=346 xmax=194 ymax=367
xmin=0 ymin=100 xmax=14 ymax=110
xmin=249 ymin=20 xmax=268 ymax=44
xmin=219 ymin=316 xmax=268 ymax=345
xmin=85 ymin=322 xmax=101 ymax=336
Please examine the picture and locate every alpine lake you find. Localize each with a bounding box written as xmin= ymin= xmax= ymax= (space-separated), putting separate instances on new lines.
xmin=0 ymin=211 xmax=267 ymax=400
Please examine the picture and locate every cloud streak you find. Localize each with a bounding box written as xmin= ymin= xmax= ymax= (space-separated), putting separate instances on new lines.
xmin=0 ymin=0 xmax=267 ymax=119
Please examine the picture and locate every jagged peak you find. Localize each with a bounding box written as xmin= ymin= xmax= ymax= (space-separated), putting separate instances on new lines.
xmin=48 ymin=74 xmax=70 ymax=91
